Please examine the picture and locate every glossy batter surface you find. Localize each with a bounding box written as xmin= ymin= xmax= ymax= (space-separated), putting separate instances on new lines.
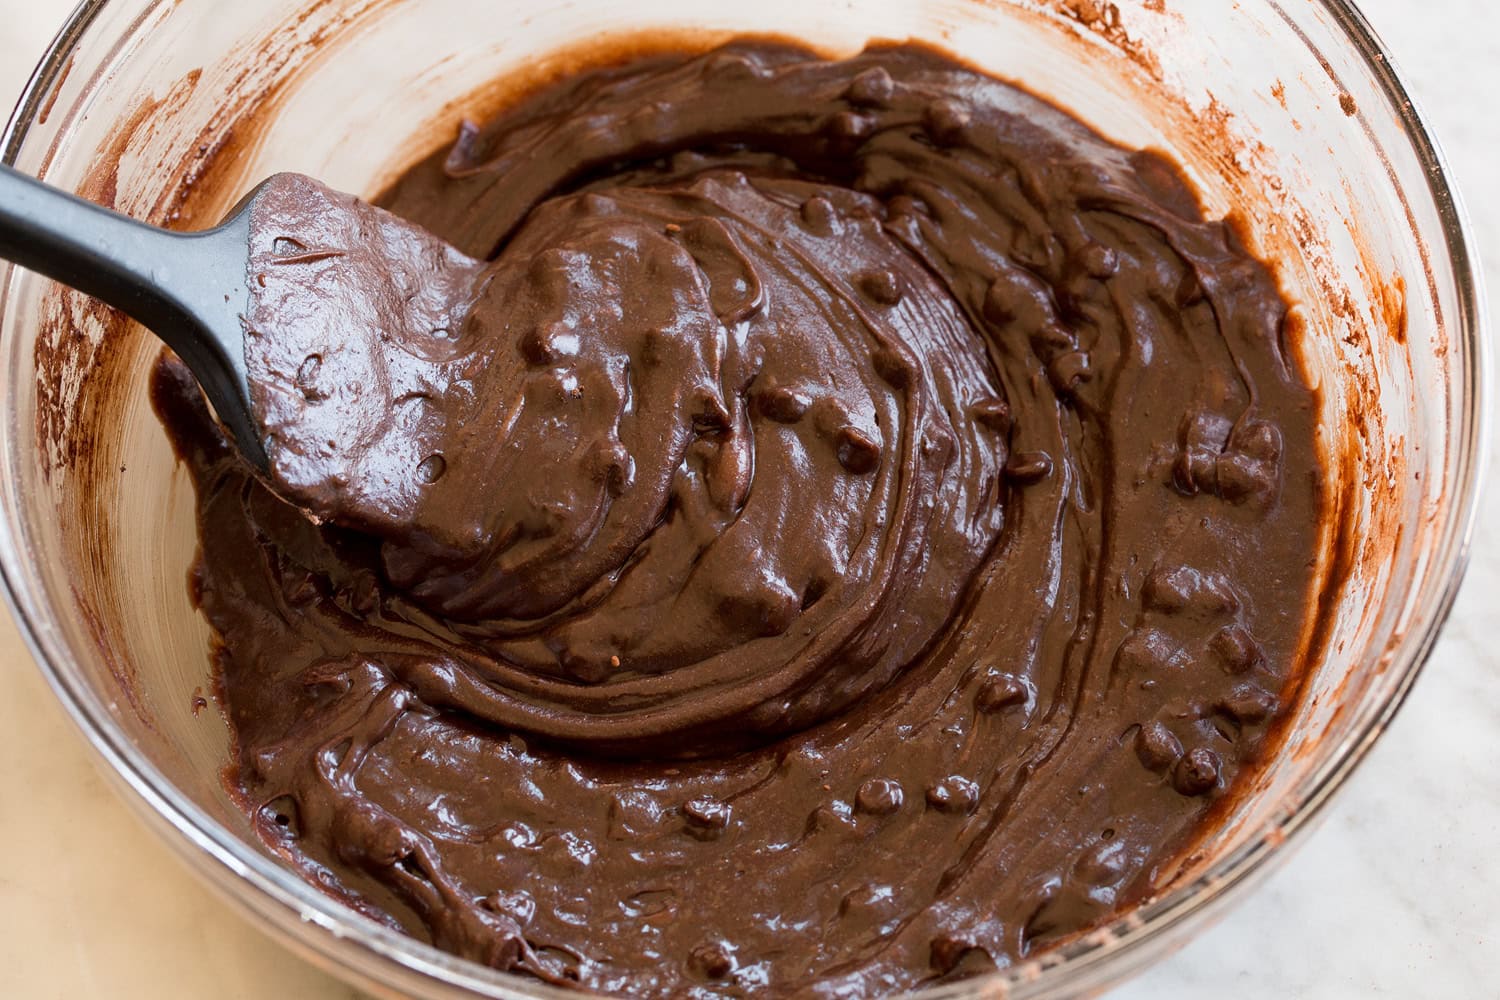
xmin=157 ymin=42 xmax=1322 ymax=996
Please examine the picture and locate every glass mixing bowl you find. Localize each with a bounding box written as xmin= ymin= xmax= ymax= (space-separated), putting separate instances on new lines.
xmin=0 ymin=0 xmax=1486 ymax=996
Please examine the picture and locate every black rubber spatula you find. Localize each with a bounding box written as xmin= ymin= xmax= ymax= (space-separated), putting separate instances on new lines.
xmin=0 ymin=162 xmax=277 ymax=467
xmin=0 ymin=163 xmax=476 ymax=482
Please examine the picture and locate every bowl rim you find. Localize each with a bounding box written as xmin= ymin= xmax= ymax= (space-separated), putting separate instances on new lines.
xmin=0 ymin=0 xmax=1490 ymax=996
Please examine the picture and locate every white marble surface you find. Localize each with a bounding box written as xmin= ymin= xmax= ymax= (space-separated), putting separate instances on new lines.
xmin=0 ymin=1 xmax=1495 ymax=997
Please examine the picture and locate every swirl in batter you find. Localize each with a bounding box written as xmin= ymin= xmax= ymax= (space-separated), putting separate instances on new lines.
xmin=155 ymin=42 xmax=1322 ymax=996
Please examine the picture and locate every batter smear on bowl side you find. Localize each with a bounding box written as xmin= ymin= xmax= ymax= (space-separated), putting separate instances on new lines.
xmin=153 ymin=41 xmax=1323 ymax=996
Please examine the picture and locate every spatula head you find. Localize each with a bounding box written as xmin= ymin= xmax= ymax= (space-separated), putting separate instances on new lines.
xmin=233 ymin=173 xmax=484 ymax=519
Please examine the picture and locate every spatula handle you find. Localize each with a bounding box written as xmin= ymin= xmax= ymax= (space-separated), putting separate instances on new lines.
xmin=0 ymin=163 xmax=263 ymax=468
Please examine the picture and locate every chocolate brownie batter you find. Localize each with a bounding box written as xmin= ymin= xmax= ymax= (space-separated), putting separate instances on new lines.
xmin=155 ymin=42 xmax=1321 ymax=996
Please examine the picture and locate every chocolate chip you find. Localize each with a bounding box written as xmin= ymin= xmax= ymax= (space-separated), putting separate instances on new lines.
xmin=607 ymin=791 xmax=666 ymax=839
xmin=1005 ymin=452 xmax=1054 ymax=484
xmin=846 ymin=66 xmax=895 ymax=106
xmin=926 ymin=776 xmax=980 ymax=814
xmin=1144 ymin=566 xmax=1239 ymax=616
xmin=807 ymin=803 xmax=859 ymax=835
xmin=1032 ymin=323 xmax=1078 ymax=351
xmin=1215 ymin=451 xmax=1275 ymax=503
xmin=1173 ymin=410 xmax=1279 ymax=500
xmin=871 ymin=347 xmax=914 ymax=388
xmin=335 ymin=804 xmax=410 ymax=869
xmin=976 ymin=673 xmax=1028 ymax=712
xmin=982 ymin=271 xmax=1053 ymax=328
xmin=800 ymin=196 xmax=839 ymax=235
xmin=707 ymin=51 xmax=757 ymax=80
xmin=716 ymin=575 xmax=800 ymax=638
xmin=1184 ymin=410 xmax=1235 ymax=451
xmin=688 ymin=941 xmax=735 ymax=979
xmin=922 ymin=428 xmax=955 ymax=466
xmin=1172 ymin=449 xmax=1210 ymax=496
xmin=1172 ymin=748 xmax=1221 ymax=796
xmin=1219 ymin=684 xmax=1278 ymax=723
xmin=829 ymin=110 xmax=875 ymax=141
xmin=971 ymin=397 xmax=1012 ymax=433
xmin=755 ymin=385 xmax=811 ymax=423
xmin=1114 ymin=629 xmax=1187 ymax=677
xmin=836 ymin=426 xmax=882 ymax=474
xmin=1235 ymin=420 xmax=1283 ymax=461
xmin=1048 ymin=351 xmax=1093 ymax=393
xmin=1134 ymin=721 xmax=1184 ymax=772
xmin=858 ymin=269 xmax=903 ymax=305
xmin=683 ymin=797 xmax=732 ymax=832
xmin=1143 ymin=567 xmax=1191 ymax=613
xmin=855 ymin=777 xmax=904 ymax=816
xmin=1211 ymin=624 xmax=1265 ymax=674
xmin=1077 ymin=243 xmax=1120 ymax=279
xmin=924 ymin=98 xmax=971 ymax=144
